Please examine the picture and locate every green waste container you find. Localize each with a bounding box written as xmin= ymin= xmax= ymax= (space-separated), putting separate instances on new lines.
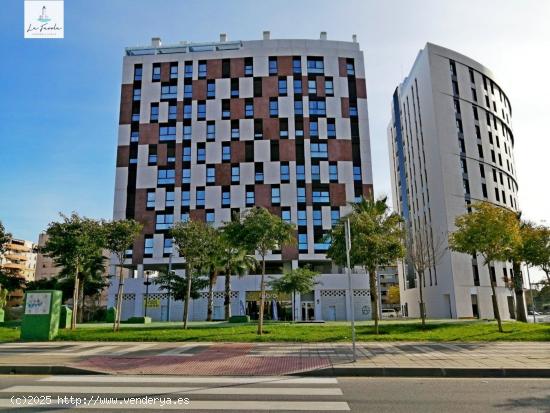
xmin=20 ymin=290 xmax=62 ymax=341
xmin=59 ymin=305 xmax=72 ymax=329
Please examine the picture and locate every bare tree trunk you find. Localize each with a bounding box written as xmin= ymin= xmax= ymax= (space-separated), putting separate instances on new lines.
xmin=78 ymin=278 xmax=84 ymax=323
xmin=512 ymin=261 xmax=527 ymax=322
xmin=369 ymin=266 xmax=379 ymax=335
xmin=71 ymin=264 xmax=79 ymax=330
xmin=490 ymin=281 xmax=503 ymax=333
xmin=224 ymin=270 xmax=232 ymax=321
xmin=183 ymin=264 xmax=192 ymax=329
xmin=419 ymin=271 xmax=426 ymax=328
xmin=207 ymin=271 xmax=216 ymax=321
xmin=292 ymin=290 xmax=295 ymax=323
xmin=113 ymin=261 xmax=125 ymax=332
xmin=257 ymin=256 xmax=266 ymax=335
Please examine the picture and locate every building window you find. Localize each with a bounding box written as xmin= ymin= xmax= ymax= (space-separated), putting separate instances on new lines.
xmin=311 ymin=164 xmax=321 ymax=181
xmin=278 ymin=78 xmax=287 ymax=96
xmin=308 ymin=80 xmax=317 ymax=94
xmin=159 ymin=125 xmax=176 ymax=141
xmin=294 ymin=99 xmax=303 ymax=115
xmin=206 ymin=210 xmax=215 ymax=224
xmin=231 ymin=166 xmax=240 ymax=183
xmin=269 ymin=98 xmax=279 ymax=117
xmin=163 ymin=238 xmax=173 ymax=255
xmin=133 ymin=88 xmax=141 ymax=101
xmin=298 ymin=233 xmax=308 ymax=251
xmin=222 ymin=143 xmax=231 ymax=162
xmin=152 ymin=64 xmax=161 ymax=81
xmin=182 ymin=168 xmax=191 ymax=184
xmin=297 ymin=209 xmax=307 ymax=226
xmin=222 ymin=188 xmax=231 ymax=207
xmin=245 ymin=99 xmax=254 ymax=118
xmin=165 ymin=191 xmax=174 ymax=207
xmin=184 ymin=83 xmax=192 ymax=98
xmin=349 ymin=106 xmax=358 ymax=117
xmin=170 ymin=63 xmax=178 ymax=79
xmin=144 ymin=237 xmax=154 ymax=256
xmin=231 ymin=78 xmax=239 ymax=97
xmin=181 ymin=212 xmax=189 ymax=222
xmin=346 ymin=59 xmax=355 ymax=76
xmin=329 ymin=163 xmax=338 ymax=182
xmin=134 ymin=65 xmax=142 ymax=81
xmin=130 ymin=130 xmax=139 ymax=142
xmin=282 ymin=208 xmax=291 ymax=223
xmin=297 ymin=187 xmax=306 ymax=203
xmin=246 ymin=185 xmax=255 ymax=206
xmin=168 ymin=103 xmax=177 ymax=120
xmin=150 ymin=103 xmax=159 ymax=121
xmin=307 ymin=57 xmax=324 ymax=74
xmin=313 ymin=209 xmax=322 ymax=226
xmin=157 ymin=169 xmax=175 ymax=184
xmin=331 ymin=208 xmax=340 ymax=226
xmin=296 ymin=164 xmax=306 ymax=181
xmin=156 ymin=214 xmax=174 ymax=230
xmin=184 ymin=61 xmax=193 ymax=78
xmin=207 ymin=122 xmax=215 ymax=140
xmin=131 ymin=108 xmax=139 ymax=122
xmin=231 ymin=121 xmax=240 ymax=139
xmin=325 ymin=78 xmax=334 ymax=96
xmin=222 ymin=100 xmax=230 ymax=119
xmin=244 ymin=57 xmax=253 ymax=76
xmin=294 ymin=79 xmax=303 ymax=95
xmin=196 ymin=188 xmax=205 ymax=207
xmin=255 ymin=163 xmax=264 ymax=183
xmin=279 ymin=118 xmax=289 ymax=138
xmin=280 ymin=163 xmax=290 ymax=183
xmin=161 ymin=85 xmax=177 ymax=99
xmin=197 ymin=145 xmax=206 ymax=163
xmin=255 ymin=120 xmax=263 ymax=140
xmin=183 ymin=103 xmax=192 ymax=119
xmin=311 ymin=142 xmax=328 ymax=158
xmin=207 ymin=80 xmax=215 ymax=98
xmin=198 ymin=61 xmax=207 ymax=79
xmin=206 ymin=166 xmax=216 ymax=184
xmin=197 ymin=101 xmax=206 ymax=120
xmin=146 ymin=191 xmax=155 ymax=209
xmin=309 ymin=99 xmax=326 ymax=116
xmin=268 ymin=57 xmax=278 ymax=75
xmin=353 ymin=166 xmax=361 ymax=181
xmin=182 ymin=146 xmax=192 ymax=162
xmin=327 ymin=119 xmax=336 ymax=138
xmin=271 ymin=186 xmax=281 ymax=205
xmin=181 ymin=190 xmax=190 ymax=207
xmin=312 ymin=189 xmax=329 ymax=203
xmin=310 ymin=120 xmax=319 ymax=137
xmin=295 ymin=118 xmax=304 ymax=137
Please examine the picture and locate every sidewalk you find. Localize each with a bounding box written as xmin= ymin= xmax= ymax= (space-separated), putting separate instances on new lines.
xmin=1 ymin=341 xmax=550 ymax=377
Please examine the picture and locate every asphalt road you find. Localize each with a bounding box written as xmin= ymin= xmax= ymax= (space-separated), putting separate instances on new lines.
xmin=0 ymin=375 xmax=549 ymax=412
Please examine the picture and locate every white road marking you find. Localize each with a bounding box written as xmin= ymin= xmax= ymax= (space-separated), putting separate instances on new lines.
xmin=40 ymin=375 xmax=338 ymax=384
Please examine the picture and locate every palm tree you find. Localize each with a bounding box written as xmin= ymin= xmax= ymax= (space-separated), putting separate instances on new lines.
xmin=269 ymin=267 xmax=319 ymax=322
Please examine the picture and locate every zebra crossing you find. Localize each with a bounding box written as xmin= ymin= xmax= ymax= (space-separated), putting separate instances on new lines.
xmin=0 ymin=375 xmax=350 ymax=411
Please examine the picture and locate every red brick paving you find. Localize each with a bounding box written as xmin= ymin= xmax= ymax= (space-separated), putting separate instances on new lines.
xmin=75 ymin=344 xmax=332 ymax=376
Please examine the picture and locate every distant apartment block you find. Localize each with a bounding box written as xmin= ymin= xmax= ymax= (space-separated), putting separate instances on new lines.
xmin=0 ymin=238 xmax=36 ymax=306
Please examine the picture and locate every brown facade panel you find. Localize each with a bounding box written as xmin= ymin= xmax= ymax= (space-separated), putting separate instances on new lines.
xmin=340 ymin=97 xmax=350 ymax=118
xmin=329 ymin=183 xmax=347 ymax=206
xmin=193 ymin=79 xmax=207 ymax=100
xmin=328 ymin=139 xmax=353 ymax=162
xmin=281 ymin=245 xmax=299 ymax=260
xmin=266 ymin=205 xmax=281 ymax=216
xmin=176 ymin=101 xmax=184 ymax=122
xmin=279 ymin=140 xmax=296 ymax=162
xmin=230 ymin=141 xmax=246 ymax=163
xmin=175 ymin=144 xmax=182 ymax=183
xmin=230 ymin=58 xmax=244 ymax=78
xmin=190 ymin=209 xmax=206 ymax=222
xmin=135 ymin=189 xmax=156 ymax=233
xmin=316 ymin=76 xmax=326 ymax=97
xmin=140 ymin=124 xmax=159 ymax=144
xmin=206 ymin=59 xmax=222 ymax=80
xmin=263 ymin=118 xmax=279 ymax=140
xmin=116 ymin=146 xmax=129 ymax=167
xmin=157 ymin=143 xmax=168 ymax=166
xmin=160 ymin=62 xmax=171 ymax=82
xmin=356 ymin=78 xmax=367 ymax=99
xmin=231 ymin=98 xmax=245 ymax=120
xmin=338 ymin=57 xmax=348 ymax=77
xmin=277 ymin=56 xmax=293 ymax=76
xmin=254 ymin=184 xmax=272 ymax=208
xmin=262 ymin=76 xmax=278 ymax=97
xmin=362 ymin=184 xmax=374 ymax=200
xmin=132 ymin=234 xmax=144 ymax=265
xmin=305 ymin=183 xmax=313 ymax=205
xmin=119 ymin=84 xmax=134 ymax=125
xmin=253 ymin=97 xmax=269 ymax=119
xmin=215 ymin=163 xmax=232 ymax=186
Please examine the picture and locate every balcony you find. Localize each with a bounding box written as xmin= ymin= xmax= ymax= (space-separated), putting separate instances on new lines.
xmin=1 ymin=262 xmax=26 ymax=270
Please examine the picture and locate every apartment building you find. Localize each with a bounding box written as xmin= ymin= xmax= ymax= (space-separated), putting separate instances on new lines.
xmin=108 ymin=32 xmax=375 ymax=321
xmin=0 ymin=238 xmax=36 ymax=306
xmin=388 ymin=43 xmax=519 ymax=319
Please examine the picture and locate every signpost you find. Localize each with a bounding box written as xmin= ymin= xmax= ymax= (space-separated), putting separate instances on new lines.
xmin=20 ymin=290 xmax=62 ymax=340
xmin=345 ymin=218 xmax=357 ymax=362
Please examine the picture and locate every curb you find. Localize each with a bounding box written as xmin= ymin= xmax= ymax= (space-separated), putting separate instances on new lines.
xmin=299 ymin=366 xmax=550 ymax=378
xmin=0 ymin=365 xmax=106 ymax=375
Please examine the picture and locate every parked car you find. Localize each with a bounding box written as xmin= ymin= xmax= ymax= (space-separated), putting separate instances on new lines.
xmin=381 ymin=309 xmax=398 ymax=318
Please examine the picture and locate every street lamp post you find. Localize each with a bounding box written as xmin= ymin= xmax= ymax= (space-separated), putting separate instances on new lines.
xmin=167 ymin=252 xmax=172 ymax=322
xmin=345 ymin=218 xmax=356 ymax=363
xmin=525 ymin=264 xmax=536 ymax=323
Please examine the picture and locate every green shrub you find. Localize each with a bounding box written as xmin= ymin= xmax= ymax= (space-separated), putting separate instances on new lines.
xmin=229 ymin=315 xmax=250 ymax=323
xmin=125 ymin=316 xmax=152 ymax=324
xmin=105 ymin=307 xmax=116 ymax=323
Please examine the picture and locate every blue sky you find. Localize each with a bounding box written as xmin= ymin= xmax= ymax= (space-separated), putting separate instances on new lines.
xmin=1 ymin=0 xmax=549 ymax=249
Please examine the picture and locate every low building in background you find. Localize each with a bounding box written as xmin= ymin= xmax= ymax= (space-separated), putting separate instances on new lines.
xmin=0 ymin=238 xmax=36 ymax=307
xmin=378 ymin=265 xmax=399 ymax=310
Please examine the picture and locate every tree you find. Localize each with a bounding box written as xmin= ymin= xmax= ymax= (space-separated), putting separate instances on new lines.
xmin=202 ymin=230 xmax=226 ymax=321
xmin=42 ymin=213 xmax=105 ymax=329
xmin=0 ymin=221 xmax=22 ymax=299
xmin=218 ymin=224 xmax=257 ymax=320
xmin=449 ymin=202 xmax=521 ymax=332
xmin=327 ymin=197 xmax=405 ymax=334
xmin=171 ymin=220 xmax=217 ymax=329
xmin=0 ymin=221 xmax=10 ymax=255
xmin=520 ymin=223 xmax=550 ymax=284
xmin=228 ymin=207 xmax=295 ymax=335
xmin=269 ymin=267 xmax=319 ymax=322
xmin=154 ymin=267 xmax=208 ymax=301
xmin=104 ymin=219 xmax=143 ymax=332
xmin=387 ymin=285 xmax=400 ymax=306
xmin=405 ymin=222 xmax=446 ymax=327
